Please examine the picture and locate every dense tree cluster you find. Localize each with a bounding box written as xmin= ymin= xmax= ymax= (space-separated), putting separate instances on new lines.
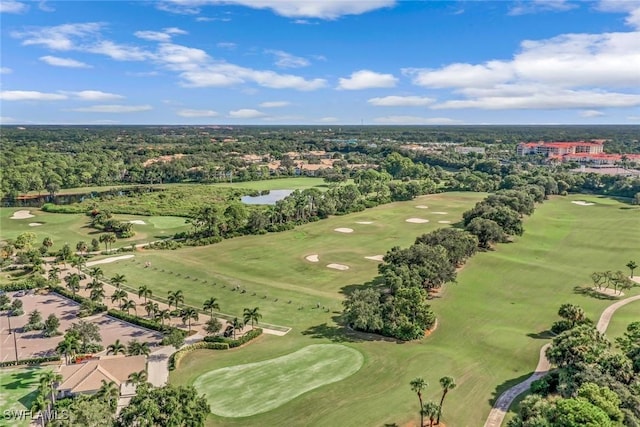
xmin=509 ymin=308 xmax=640 ymax=427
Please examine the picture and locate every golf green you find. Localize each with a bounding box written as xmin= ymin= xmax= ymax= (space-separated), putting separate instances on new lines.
xmin=193 ymin=344 xmax=363 ymax=418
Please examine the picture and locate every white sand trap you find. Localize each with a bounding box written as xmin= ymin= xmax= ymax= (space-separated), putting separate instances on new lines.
xmin=572 ymin=201 xmax=595 ymax=206
xmin=10 ymin=210 xmax=34 ymax=219
xmin=431 ymin=212 xmax=448 ymax=215
xmin=86 ymin=255 xmax=134 ymax=267
xmin=305 ymin=254 xmax=319 ymax=263
xmin=415 ymin=205 xmax=429 ymax=209
xmin=406 ymin=218 xmax=429 ymax=223
xmin=631 ymin=276 xmax=640 ymax=285
xmin=28 ymin=222 xmax=43 ymax=227
xmin=365 ymin=255 xmax=384 ymax=262
xmin=355 ymin=221 xmax=373 ymax=225
xmin=128 ymin=220 xmax=147 ymax=225
xmin=592 ymin=287 xmax=624 ymax=297
xmin=327 ymin=263 xmax=349 ymax=271
xmin=334 ymin=228 xmax=354 ymax=233
xmin=438 ymin=220 xmax=452 ymax=224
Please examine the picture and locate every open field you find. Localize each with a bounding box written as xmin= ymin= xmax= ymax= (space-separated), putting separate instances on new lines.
xmin=164 ymin=193 xmax=640 ymax=427
xmin=194 ymin=344 xmax=363 ymax=418
xmin=98 ymin=192 xmax=485 ymax=325
xmin=0 ymin=208 xmax=188 ymax=250
xmin=0 ymin=367 xmax=48 ymax=427
xmin=210 ymin=177 xmax=333 ymax=191
xmin=603 ymin=299 xmax=640 ymax=344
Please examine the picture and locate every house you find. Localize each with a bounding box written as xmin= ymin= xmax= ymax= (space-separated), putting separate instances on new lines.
xmin=56 ymin=355 xmax=146 ymax=398
xmin=516 ymin=141 xmax=604 ymax=156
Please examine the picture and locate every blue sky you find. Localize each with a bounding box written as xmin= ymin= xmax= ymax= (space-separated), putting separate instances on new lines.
xmin=1 ymin=0 xmax=639 ymax=125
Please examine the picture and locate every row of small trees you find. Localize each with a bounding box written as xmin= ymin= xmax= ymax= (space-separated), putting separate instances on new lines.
xmin=409 ymin=376 xmax=456 ymax=427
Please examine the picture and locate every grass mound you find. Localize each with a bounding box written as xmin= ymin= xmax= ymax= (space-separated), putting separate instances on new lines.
xmin=193 ymin=344 xmax=363 ymax=417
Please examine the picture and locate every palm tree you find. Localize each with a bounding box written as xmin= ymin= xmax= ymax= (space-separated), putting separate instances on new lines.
xmin=70 ymin=256 xmax=85 ymax=271
xmin=110 ymin=273 xmax=127 ymax=289
xmin=155 ymin=309 xmax=171 ymax=326
xmin=64 ymin=273 xmax=81 ymax=295
xmin=97 ymin=379 xmax=119 ymax=410
xmin=122 ymin=299 xmax=137 ymax=315
xmin=167 ymin=290 xmax=184 ymax=310
xmin=410 ymin=377 xmax=427 ymax=427
xmin=31 ymin=393 xmax=50 ymax=427
xmin=89 ymin=266 xmax=104 ymax=279
xmin=56 ymin=338 xmax=78 ymax=364
xmin=421 ymin=402 xmax=440 ymax=427
xmin=48 ymin=266 xmax=61 ymax=284
xmin=243 ymin=307 xmax=262 ymax=329
xmin=203 ymin=297 xmax=220 ymax=317
xmin=127 ymin=340 xmax=151 ymax=356
xmin=231 ymin=317 xmax=243 ymax=339
xmin=38 ymin=370 xmax=62 ymax=406
xmin=111 ymin=289 xmax=127 ymax=309
xmin=90 ymin=287 xmax=106 ymax=303
xmin=181 ymin=307 xmax=199 ymax=332
xmin=144 ymin=301 xmax=158 ymax=318
xmin=76 ymin=240 xmax=88 ymax=256
xmin=127 ymin=370 xmax=148 ymax=386
xmin=138 ymin=285 xmax=152 ymax=303
xmin=437 ymin=377 xmax=456 ymax=424
xmin=107 ymin=339 xmax=126 ymax=355
xmin=626 ymin=260 xmax=637 ymax=278
xmin=86 ymin=277 xmax=101 ymax=291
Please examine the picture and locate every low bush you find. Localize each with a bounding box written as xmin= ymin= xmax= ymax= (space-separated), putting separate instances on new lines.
xmin=168 ymin=341 xmax=231 ymax=370
xmin=107 ymin=309 xmax=184 ymax=336
xmin=51 ymin=287 xmax=107 ymax=314
xmin=0 ymin=355 xmax=60 ymax=367
xmin=203 ymin=328 xmax=263 ymax=348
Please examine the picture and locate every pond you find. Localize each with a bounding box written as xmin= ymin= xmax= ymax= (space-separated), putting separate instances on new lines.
xmin=241 ymin=189 xmax=294 ymax=205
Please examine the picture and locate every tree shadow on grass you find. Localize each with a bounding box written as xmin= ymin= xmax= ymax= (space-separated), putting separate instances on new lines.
xmin=301 ymin=316 xmax=406 ymax=344
xmin=488 ymin=371 xmax=535 ymax=407
xmin=573 ymin=286 xmax=619 ymax=300
xmin=527 ymin=330 xmax=554 ymax=340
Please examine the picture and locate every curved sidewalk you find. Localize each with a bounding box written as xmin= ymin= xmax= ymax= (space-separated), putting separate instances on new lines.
xmin=483 ymin=294 xmax=640 ymax=427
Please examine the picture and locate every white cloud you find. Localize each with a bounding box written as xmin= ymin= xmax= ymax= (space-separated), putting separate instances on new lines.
xmin=70 ymin=104 xmax=152 ymax=113
xmin=0 ymin=116 xmax=20 ymax=124
xmin=126 ymin=71 xmax=160 ymax=77
xmin=12 ymin=22 xmax=103 ymax=50
xmin=88 ymin=40 xmax=152 ymax=61
xmin=579 ymin=110 xmax=605 ymax=118
xmin=337 ymin=69 xmax=398 ymax=90
xmin=318 ymin=116 xmax=339 ymax=123
xmin=64 ymin=90 xmax=125 ymax=101
xmin=373 ymin=116 xmax=461 ymax=125
xmin=266 ymin=50 xmax=310 ymax=68
xmin=156 ymin=43 xmax=209 ymax=70
xmin=157 ymin=0 xmax=395 ymax=19
xmin=177 ymin=109 xmax=219 ymax=117
xmin=216 ymin=42 xmax=236 ymax=49
xmin=229 ymin=108 xmax=266 ymax=118
xmin=38 ymin=1 xmax=54 ymax=12
xmin=368 ymin=95 xmax=436 ymax=107
xmin=259 ymin=101 xmax=290 ymax=108
xmin=509 ymin=0 xmax=576 ymax=16
xmin=0 ymin=0 xmax=28 ymax=13
xmin=626 ymin=115 xmax=640 ymax=121
xmin=0 ymin=90 xmax=67 ymax=101
xmin=134 ymin=27 xmax=187 ymax=42
xmin=39 ymin=55 xmax=91 ymax=68
xmin=404 ymin=62 xmax=513 ymax=89
xmin=597 ymin=1 xmax=640 ymax=29
xmin=0 ymin=67 xmax=13 ymax=74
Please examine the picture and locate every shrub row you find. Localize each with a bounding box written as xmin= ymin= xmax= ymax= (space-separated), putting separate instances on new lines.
xmin=51 ymin=286 xmax=107 ymax=314
xmin=0 ymin=355 xmax=61 ymax=368
xmin=0 ymin=279 xmax=42 ymax=292
xmin=107 ymin=309 xmax=184 ymax=336
xmin=203 ymin=328 xmax=263 ymax=348
xmin=168 ymin=341 xmax=231 ymax=371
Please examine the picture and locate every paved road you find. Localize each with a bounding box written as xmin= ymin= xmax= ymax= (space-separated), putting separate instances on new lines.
xmin=483 ymin=294 xmax=640 ymax=427
xmin=147 ymin=334 xmax=204 ymax=387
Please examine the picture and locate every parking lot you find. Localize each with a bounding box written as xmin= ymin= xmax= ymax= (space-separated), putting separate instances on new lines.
xmin=0 ymin=291 xmax=163 ymax=363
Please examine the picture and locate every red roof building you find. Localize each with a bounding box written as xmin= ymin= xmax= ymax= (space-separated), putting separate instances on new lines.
xmin=516 ymin=141 xmax=604 ymax=156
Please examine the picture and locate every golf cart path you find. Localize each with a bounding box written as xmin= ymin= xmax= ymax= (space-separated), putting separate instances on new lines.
xmin=483 ymin=294 xmax=640 ymax=427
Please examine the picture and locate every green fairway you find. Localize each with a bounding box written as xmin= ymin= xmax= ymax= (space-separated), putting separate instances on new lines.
xmin=0 ymin=208 xmax=189 ymax=250
xmin=0 ymin=367 xmax=47 ymax=427
xmin=194 ymin=344 xmax=363 ymax=418
xmin=166 ymin=193 xmax=640 ymax=427
xmin=604 ymin=300 xmax=640 ymax=344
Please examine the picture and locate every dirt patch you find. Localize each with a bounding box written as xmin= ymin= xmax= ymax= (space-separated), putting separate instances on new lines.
xmin=28 ymin=222 xmax=44 ymax=227
xmin=415 ymin=205 xmax=429 ymax=209
xmin=86 ymin=255 xmax=135 ymax=266
xmin=305 ymin=254 xmax=319 ymax=263
xmin=128 ymin=220 xmax=147 ymax=225
xmin=327 ymin=263 xmax=349 ymax=271
xmin=572 ymin=201 xmax=595 ymax=206
xmin=10 ymin=210 xmax=34 ymax=219
xmin=364 ymin=255 xmax=384 ymax=261
xmin=592 ymin=287 xmax=624 ymax=297
xmin=355 ymin=221 xmax=373 ymax=224
xmin=334 ymin=228 xmax=354 ymax=233
xmin=142 ymin=153 xmax=185 ymax=167
xmin=438 ymin=220 xmax=452 ymax=224
xmin=431 ymin=211 xmax=448 ymax=215
xmin=406 ymin=218 xmax=429 ymax=223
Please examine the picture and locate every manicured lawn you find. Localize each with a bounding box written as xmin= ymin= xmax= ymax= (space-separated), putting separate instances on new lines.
xmin=0 ymin=208 xmax=189 ymax=250
xmin=604 ymin=300 xmax=640 ymax=344
xmin=0 ymin=367 xmax=47 ymax=427
xmin=194 ymin=344 xmax=363 ymax=418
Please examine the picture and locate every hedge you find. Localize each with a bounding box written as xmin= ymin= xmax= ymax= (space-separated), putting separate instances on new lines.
xmin=51 ymin=287 xmax=107 ymax=314
xmin=0 ymin=278 xmax=43 ymax=292
xmin=203 ymin=328 xmax=263 ymax=348
xmin=168 ymin=341 xmax=230 ymax=371
xmin=107 ymin=309 xmax=185 ymax=336
xmin=0 ymin=355 xmax=60 ymax=368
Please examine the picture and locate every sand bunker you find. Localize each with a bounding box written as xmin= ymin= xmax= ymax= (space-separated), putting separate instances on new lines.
xmin=28 ymin=222 xmax=43 ymax=227
xmin=128 ymin=220 xmax=147 ymax=225
xmin=406 ymin=218 xmax=429 ymax=223
xmin=355 ymin=221 xmax=373 ymax=225
xmin=572 ymin=201 xmax=595 ymax=206
xmin=364 ymin=255 xmax=384 ymax=262
xmin=592 ymin=287 xmax=624 ymax=297
xmin=438 ymin=220 xmax=452 ymax=224
xmin=334 ymin=228 xmax=354 ymax=233
xmin=10 ymin=210 xmax=34 ymax=219
xmin=431 ymin=212 xmax=448 ymax=215
xmin=86 ymin=255 xmax=135 ymax=267
xmin=327 ymin=263 xmax=349 ymax=271
xmin=305 ymin=254 xmax=319 ymax=263
xmin=415 ymin=205 xmax=429 ymax=209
